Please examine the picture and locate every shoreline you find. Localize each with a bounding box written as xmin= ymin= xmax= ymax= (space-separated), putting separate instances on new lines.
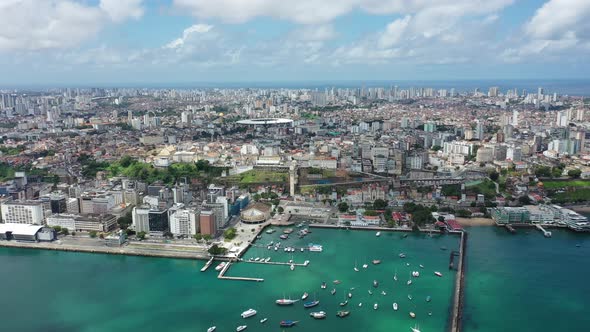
xmin=0 ymin=240 xmax=210 ymax=260
xmin=455 ymin=217 xmax=495 ymax=227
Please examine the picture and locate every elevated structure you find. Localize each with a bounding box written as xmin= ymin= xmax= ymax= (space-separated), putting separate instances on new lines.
xmin=236 ymin=118 xmax=293 ymax=126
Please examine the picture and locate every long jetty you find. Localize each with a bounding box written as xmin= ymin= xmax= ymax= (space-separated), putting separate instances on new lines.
xmin=201 ymin=257 xmax=215 ymax=272
xmin=217 ymin=260 xmax=264 ymax=282
xmin=241 ymin=259 xmax=310 ymax=267
xmin=450 ymin=231 xmax=467 ymax=332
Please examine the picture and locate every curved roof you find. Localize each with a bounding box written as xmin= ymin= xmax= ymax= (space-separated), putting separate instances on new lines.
xmin=0 ymin=223 xmax=44 ymax=236
xmin=236 ymin=118 xmax=293 ymax=126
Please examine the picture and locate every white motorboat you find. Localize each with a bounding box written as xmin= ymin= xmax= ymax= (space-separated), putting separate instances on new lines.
xmin=374 ymin=303 xmax=378 ymax=310
xmin=310 ymin=311 xmax=326 ymax=319
xmin=236 ymin=325 xmax=247 ymax=332
xmin=381 ymin=291 xmax=387 ymax=296
xmin=290 ymin=264 xmax=295 ymax=271
xmin=207 ymin=327 xmax=216 ymax=332
xmin=354 ymin=260 xmax=359 ymax=272
xmin=260 ymin=318 xmax=267 ymax=324
xmin=215 ymin=262 xmax=226 ymax=271
xmin=376 ymin=232 xmax=381 ymax=237
xmin=241 ymin=309 xmax=257 ymax=318
xmin=368 ymin=290 xmax=373 ymax=295
xmin=411 ymin=324 xmax=421 ymax=332
xmin=435 ymin=271 xmax=443 ymax=277
xmin=362 ymin=263 xmax=368 ymax=269
xmin=409 ymin=312 xmax=416 ymax=319
xmin=408 ymin=294 xmax=413 ymax=300
xmin=301 ymin=292 xmax=309 ymax=300
xmin=358 ymin=302 xmax=362 ymax=307
xmin=393 ymin=303 xmax=398 ymax=311
xmin=419 ymin=264 xmax=424 ymax=269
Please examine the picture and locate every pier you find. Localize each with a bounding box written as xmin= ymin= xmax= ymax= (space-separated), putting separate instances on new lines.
xmin=217 ymin=260 xmax=265 ymax=282
xmin=535 ymin=224 xmax=552 ymax=237
xmin=450 ymin=231 xmax=467 ymax=332
xmin=200 ymin=257 xmax=215 ymax=272
xmin=241 ymin=259 xmax=310 ymax=267
xmin=449 ymin=251 xmax=460 ymax=270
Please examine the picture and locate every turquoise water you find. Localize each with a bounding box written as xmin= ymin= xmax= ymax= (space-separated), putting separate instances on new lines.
xmin=0 ymin=228 xmax=458 ymax=332
xmin=463 ymin=227 xmax=590 ymax=331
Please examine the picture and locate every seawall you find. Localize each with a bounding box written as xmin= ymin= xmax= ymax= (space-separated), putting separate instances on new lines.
xmin=450 ymin=231 xmax=467 ymax=332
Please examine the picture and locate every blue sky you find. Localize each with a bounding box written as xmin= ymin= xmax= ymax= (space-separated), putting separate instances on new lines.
xmin=1 ymin=0 xmax=590 ymax=85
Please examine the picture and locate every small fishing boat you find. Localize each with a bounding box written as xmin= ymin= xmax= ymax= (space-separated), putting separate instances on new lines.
xmin=406 ymin=263 xmax=410 ymax=266
xmin=304 ymin=300 xmax=320 ymax=308
xmin=381 ymin=291 xmax=387 ymax=296
xmin=419 ymin=264 xmax=424 ymax=269
xmin=411 ymin=323 xmax=421 ymax=332
xmin=372 ymin=260 xmax=381 ymax=265
xmin=368 ymin=290 xmax=373 ymax=295
xmin=362 ymin=263 xmax=368 ymax=269
xmin=254 ymin=257 xmax=260 ymax=262
xmin=434 ymin=271 xmax=443 ymax=277
xmin=260 ymin=318 xmax=267 ymax=324
xmin=394 ymin=269 xmax=398 ymax=281
xmin=358 ymin=302 xmax=362 ymax=307
xmin=241 ymin=309 xmax=257 ymax=318
xmin=333 ymin=280 xmax=341 ymax=284
xmin=373 ymin=280 xmax=379 ymax=288
xmin=276 ymin=298 xmax=299 ymax=306
xmin=440 ymin=246 xmax=447 ymax=250
xmin=373 ymin=303 xmax=378 ymax=310
xmin=409 ymin=312 xmax=416 ymax=318
xmin=348 ymin=292 xmax=353 ymax=298
xmin=426 ymin=296 xmax=431 ymax=302
xmin=280 ymin=234 xmax=288 ymax=240
xmin=408 ymin=294 xmax=413 ymax=300
xmin=407 ymin=279 xmax=412 ymax=286
xmin=236 ymin=325 xmax=247 ymax=332
xmin=354 ymin=260 xmax=359 ymax=272
xmin=339 ymin=300 xmax=348 ymax=306
xmin=399 ymin=253 xmax=406 ymax=258
xmin=321 ymin=282 xmax=327 ymax=289
xmin=428 ymin=312 xmax=433 ymax=316
xmin=310 ymin=311 xmax=326 ymax=319
xmin=215 ymin=262 xmax=226 ymax=271
xmin=376 ymin=232 xmax=381 ymax=237
xmin=301 ymin=292 xmax=309 ymax=300
xmin=207 ymin=327 xmax=216 ymax=332
xmin=337 ymin=310 xmax=350 ymax=318
xmin=266 ymin=229 xmax=275 ymax=234
xmin=331 ymin=289 xmax=336 ymax=295
xmin=279 ymin=320 xmax=298 ymax=327
xmin=290 ymin=264 xmax=295 ymax=271
xmin=412 ymin=271 xmax=420 ymax=277
xmin=393 ymin=302 xmax=398 ymax=311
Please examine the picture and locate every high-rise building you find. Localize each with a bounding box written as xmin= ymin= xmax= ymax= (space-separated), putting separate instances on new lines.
xmin=169 ymin=205 xmax=199 ymax=236
xmin=199 ymin=210 xmax=216 ymax=236
xmin=474 ymin=121 xmax=485 ymax=140
xmin=0 ymin=201 xmax=44 ymax=225
xmin=512 ymin=110 xmax=519 ymax=127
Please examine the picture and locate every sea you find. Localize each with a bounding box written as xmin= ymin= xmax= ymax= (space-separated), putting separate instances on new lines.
xmin=0 ymin=226 xmax=588 ymax=332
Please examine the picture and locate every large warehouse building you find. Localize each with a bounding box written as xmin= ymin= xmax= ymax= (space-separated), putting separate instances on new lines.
xmin=0 ymin=223 xmax=56 ymax=242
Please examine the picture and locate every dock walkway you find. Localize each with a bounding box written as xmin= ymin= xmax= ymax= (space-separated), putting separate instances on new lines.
xmin=200 ymin=257 xmax=215 ymax=272
xmin=217 ymin=260 xmax=265 ymax=282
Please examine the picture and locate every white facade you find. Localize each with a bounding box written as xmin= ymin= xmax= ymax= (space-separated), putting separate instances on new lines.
xmin=1 ymin=202 xmax=44 ymax=225
xmin=132 ymin=206 xmax=150 ymax=232
xmin=169 ymin=209 xmax=199 ymax=236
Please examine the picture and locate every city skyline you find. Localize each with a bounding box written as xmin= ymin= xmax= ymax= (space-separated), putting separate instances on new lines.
xmin=1 ymin=0 xmax=590 ymax=85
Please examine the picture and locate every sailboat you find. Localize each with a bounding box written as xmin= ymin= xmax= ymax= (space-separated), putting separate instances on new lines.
xmin=340 ymin=293 xmax=349 ymax=306
xmin=303 ymin=293 xmax=319 ymax=308
xmin=276 ymin=294 xmax=299 ymax=305
xmin=411 ymin=324 xmax=421 ymax=332
xmin=362 ymin=257 xmax=368 ymax=269
xmin=394 ymin=269 xmax=398 ymax=281
xmin=407 ymin=272 xmax=413 ymax=286
xmin=354 ymin=260 xmax=359 ymax=272
xmin=207 ymin=327 xmax=216 ymax=332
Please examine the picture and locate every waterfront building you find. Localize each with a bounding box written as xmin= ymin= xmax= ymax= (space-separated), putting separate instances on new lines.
xmin=148 ymin=209 xmax=169 ymax=235
xmin=491 ymin=207 xmax=530 ymax=224
xmin=46 ymin=214 xmax=118 ymax=232
xmin=0 ymin=223 xmax=56 ymax=242
xmin=0 ymin=201 xmax=44 ymax=225
xmin=199 ymin=210 xmax=216 ymax=236
xmin=132 ymin=206 xmax=150 ymax=233
xmin=240 ymin=202 xmax=271 ymax=224
xmin=168 ymin=205 xmax=199 ymax=236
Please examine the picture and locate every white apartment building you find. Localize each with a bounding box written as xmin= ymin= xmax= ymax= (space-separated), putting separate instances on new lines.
xmin=169 ymin=207 xmax=199 ymax=236
xmin=1 ymin=201 xmax=44 ymax=225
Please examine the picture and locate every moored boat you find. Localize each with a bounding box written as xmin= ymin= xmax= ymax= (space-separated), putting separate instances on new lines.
xmin=408 ymin=294 xmax=413 ymax=300
xmin=337 ymin=310 xmax=350 ymax=318
xmin=290 ymin=264 xmax=295 ymax=271
xmin=301 ymin=292 xmax=309 ymax=300
xmin=393 ymin=302 xmax=398 ymax=311
xmin=241 ymin=309 xmax=257 ymax=318
xmin=276 ymin=298 xmax=299 ymax=305
xmin=333 ymin=280 xmax=341 ymax=284
xmin=381 ymin=291 xmax=387 ymax=296
xmin=280 ymin=234 xmax=288 ymax=240
xmin=376 ymin=232 xmax=381 ymax=237
xmin=399 ymin=253 xmax=406 ymax=258
xmin=373 ymin=303 xmax=378 ymax=310
xmin=411 ymin=324 xmax=421 ymax=332
xmin=372 ymin=259 xmax=381 ymax=265
xmin=409 ymin=312 xmax=416 ymax=318
xmin=434 ymin=271 xmax=443 ymax=277
xmin=279 ymin=320 xmax=298 ymax=327
xmin=321 ymin=282 xmax=327 ymax=289
xmin=260 ymin=318 xmax=267 ymax=324
xmin=426 ymin=295 xmax=431 ymax=302
xmin=215 ymin=262 xmax=226 ymax=271
xmin=373 ymin=280 xmax=379 ymax=288
xmin=358 ymin=302 xmax=362 ymax=307
xmin=310 ymin=311 xmax=326 ymax=319
xmin=207 ymin=327 xmax=216 ymax=332
xmin=348 ymin=292 xmax=352 ymax=298
xmin=339 ymin=300 xmax=348 ymax=306
xmin=331 ymin=288 xmax=336 ymax=295
xmin=236 ymin=325 xmax=247 ymax=332
xmin=303 ymin=300 xmax=319 ymax=308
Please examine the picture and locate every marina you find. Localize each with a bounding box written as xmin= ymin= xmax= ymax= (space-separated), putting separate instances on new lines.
xmin=2 ymin=226 xmax=586 ymax=332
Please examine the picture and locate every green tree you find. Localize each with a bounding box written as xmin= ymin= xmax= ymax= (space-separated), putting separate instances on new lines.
xmin=277 ymin=206 xmax=284 ymax=213
xmin=338 ymin=202 xmax=349 ymax=213
xmin=137 ymin=231 xmax=146 ymax=240
xmin=193 ymin=233 xmax=203 ymax=241
xmin=61 ymin=228 xmax=69 ymax=235
xmin=535 ymin=166 xmax=552 ymax=178
xmin=163 ymin=231 xmax=174 ymax=239
xmin=519 ymin=195 xmax=532 ymax=205
xmin=203 ymin=234 xmax=212 ymax=241
xmin=489 ymin=171 xmax=500 ymax=182
xmin=208 ymin=244 xmax=228 ymax=256
xmin=568 ymin=169 xmax=582 ymax=178
xmin=437 ymin=216 xmax=446 ymax=222
xmin=224 ymin=227 xmax=237 ymax=240
xmin=551 ymin=167 xmax=563 ymax=178
xmin=117 ymin=211 xmax=133 ymax=230
xmin=52 ymin=226 xmax=62 ymax=232
xmin=89 ymin=231 xmax=98 ymax=238
xmin=373 ymin=199 xmax=388 ymax=210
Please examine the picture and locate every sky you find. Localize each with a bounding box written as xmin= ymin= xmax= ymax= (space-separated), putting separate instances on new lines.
xmin=1 ymin=0 xmax=590 ymax=86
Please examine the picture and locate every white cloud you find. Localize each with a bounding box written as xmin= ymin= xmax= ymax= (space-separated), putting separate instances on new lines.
xmin=0 ymin=0 xmax=145 ymax=51
xmin=165 ymin=24 xmax=214 ymax=49
xmin=499 ymin=0 xmax=590 ymax=63
xmin=378 ymin=16 xmax=411 ymax=48
xmin=291 ymin=24 xmax=336 ymax=42
xmin=99 ymin=0 xmax=145 ymax=23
